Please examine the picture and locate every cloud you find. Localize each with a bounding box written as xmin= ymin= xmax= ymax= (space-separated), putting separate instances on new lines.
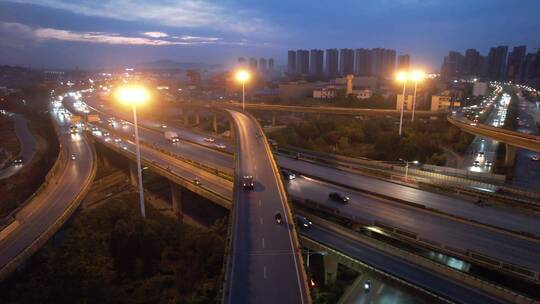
xmin=6 ymin=0 xmax=270 ymax=34
xmin=0 ymin=22 xmax=225 ymax=46
xmin=175 ymin=35 xmax=222 ymax=42
xmin=143 ymin=31 xmax=168 ymax=38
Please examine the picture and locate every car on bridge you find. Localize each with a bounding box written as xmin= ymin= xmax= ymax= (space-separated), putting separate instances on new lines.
xmin=296 ymin=215 xmax=312 ymax=228
xmin=531 ymin=155 xmax=539 ymax=161
xmin=204 ymin=137 xmax=215 ymax=143
xmin=242 ymin=175 xmax=254 ymax=190
xmin=329 ymin=192 xmax=350 ymax=203
xmin=281 ymin=169 xmax=296 ymax=180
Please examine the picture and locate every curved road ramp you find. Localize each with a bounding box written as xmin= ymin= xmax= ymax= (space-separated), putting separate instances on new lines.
xmin=223 ymin=110 xmax=311 ymax=304
xmin=0 ymin=108 xmax=96 ymax=281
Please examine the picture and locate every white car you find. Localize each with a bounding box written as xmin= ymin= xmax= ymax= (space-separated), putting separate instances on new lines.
xmin=215 ymin=143 xmax=226 ymax=149
xmin=204 ymin=137 xmax=215 ymax=143
xmin=114 ymin=138 xmax=122 ymax=143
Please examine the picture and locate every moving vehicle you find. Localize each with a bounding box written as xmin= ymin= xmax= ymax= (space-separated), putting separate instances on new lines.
xmin=114 ymin=138 xmax=122 ymax=143
xmin=193 ymin=177 xmax=201 ymax=185
xmin=531 ymin=155 xmax=539 ymax=161
xmin=364 ymin=280 xmax=371 ymax=292
xmin=13 ymin=157 xmax=24 ymax=165
xmin=69 ymin=125 xmax=78 ymax=134
xmin=164 ymin=131 xmax=180 ymax=143
xmin=275 ymin=213 xmax=282 ymax=224
xmin=71 ymin=154 xmax=76 ymax=160
xmin=296 ymin=215 xmax=312 ymax=228
xmin=204 ymin=137 xmax=215 ymax=143
xmin=281 ymin=169 xmax=296 ymax=180
xmin=215 ymin=143 xmax=226 ymax=149
xmin=242 ymin=175 xmax=254 ymax=190
xmin=329 ymin=192 xmax=350 ymax=203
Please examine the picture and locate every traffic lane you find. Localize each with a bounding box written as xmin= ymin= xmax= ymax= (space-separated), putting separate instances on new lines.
xmin=286 ymin=176 xmax=540 ymax=272
xmin=93 ymin=132 xmax=233 ymax=199
xmin=105 ymin=121 xmax=233 ymax=174
xmin=228 ymin=111 xmax=305 ymax=304
xmin=0 ymin=131 xmax=93 ymax=269
xmin=512 ymin=96 xmax=540 ymax=191
xmin=0 ymin=114 xmax=37 ymax=179
xmin=85 ymin=96 xmax=234 ymax=154
xmin=301 ymin=225 xmax=505 ymax=304
xmin=278 ymin=156 xmax=540 ymax=237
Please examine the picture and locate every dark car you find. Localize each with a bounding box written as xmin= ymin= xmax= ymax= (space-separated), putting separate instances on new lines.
xmin=296 ymin=215 xmax=312 ymax=228
xmin=242 ymin=175 xmax=254 ymax=190
xmin=329 ymin=192 xmax=350 ymax=203
xmin=13 ymin=157 xmax=24 ymax=165
xmin=281 ymin=169 xmax=296 ymax=180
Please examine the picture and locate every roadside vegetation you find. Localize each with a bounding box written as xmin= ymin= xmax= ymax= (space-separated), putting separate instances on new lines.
xmin=0 ymin=114 xmax=20 ymax=167
xmin=269 ymin=116 xmax=473 ymax=166
xmin=0 ymin=195 xmax=226 ymax=304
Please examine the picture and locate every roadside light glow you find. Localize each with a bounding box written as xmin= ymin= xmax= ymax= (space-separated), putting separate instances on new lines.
xmin=395 ymin=71 xmax=408 ymax=82
xmin=116 ymin=85 xmax=150 ymax=106
xmin=236 ymin=70 xmax=250 ymax=82
xmin=410 ymin=70 xmax=425 ymax=82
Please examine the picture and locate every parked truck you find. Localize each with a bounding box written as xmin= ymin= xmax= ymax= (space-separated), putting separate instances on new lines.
xmin=164 ymin=131 xmax=180 ymax=143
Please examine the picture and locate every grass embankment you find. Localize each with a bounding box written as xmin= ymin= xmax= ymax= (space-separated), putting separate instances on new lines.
xmin=0 ymin=115 xmax=20 ymax=166
xmin=0 ymin=86 xmax=59 ymax=216
xmin=0 ymin=194 xmax=225 ymax=303
xmin=269 ymin=116 xmax=473 ymax=166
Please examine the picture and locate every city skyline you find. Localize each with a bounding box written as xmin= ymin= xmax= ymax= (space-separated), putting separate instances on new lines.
xmin=1 ymin=0 xmax=540 ymax=70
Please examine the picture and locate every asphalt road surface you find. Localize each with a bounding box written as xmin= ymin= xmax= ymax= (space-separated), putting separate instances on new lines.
xmin=227 ymin=110 xmax=308 ymax=304
xmin=0 ymin=103 xmax=94 ymax=274
xmin=301 ymin=224 xmax=506 ymax=304
xmin=0 ymin=113 xmax=37 ymax=179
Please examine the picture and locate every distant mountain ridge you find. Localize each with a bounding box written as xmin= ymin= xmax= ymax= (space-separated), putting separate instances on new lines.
xmin=136 ymin=60 xmax=222 ymax=70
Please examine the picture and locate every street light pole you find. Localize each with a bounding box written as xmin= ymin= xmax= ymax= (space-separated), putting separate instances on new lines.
xmin=411 ymin=80 xmax=418 ymax=122
xmin=399 ymin=79 xmax=407 ymax=136
xmin=132 ymin=104 xmax=146 ymax=218
xmin=242 ymin=80 xmax=245 ymax=112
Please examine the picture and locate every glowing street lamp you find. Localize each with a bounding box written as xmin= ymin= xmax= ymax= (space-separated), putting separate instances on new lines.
xmin=116 ymin=85 xmax=149 ymax=218
xmin=399 ymin=158 xmax=419 ymax=180
xmin=395 ymin=71 xmax=409 ymax=136
xmin=235 ymin=70 xmax=250 ymax=111
xmin=410 ymin=70 xmax=425 ymax=122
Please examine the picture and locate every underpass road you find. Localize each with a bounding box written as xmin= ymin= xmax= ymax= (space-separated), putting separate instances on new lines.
xmin=302 ymin=225 xmax=506 ymax=304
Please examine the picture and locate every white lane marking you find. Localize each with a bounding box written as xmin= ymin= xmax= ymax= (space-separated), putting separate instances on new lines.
xmin=263 ymin=266 xmax=267 ymax=279
xmin=260 ymin=217 xmax=263 ymax=225
xmin=376 ymin=283 xmax=384 ymax=295
xmin=262 ymin=238 xmax=265 ymax=249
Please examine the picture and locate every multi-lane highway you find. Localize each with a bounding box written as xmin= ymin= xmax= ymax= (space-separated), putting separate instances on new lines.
xmin=0 ymin=101 xmax=96 ymax=279
xmin=0 ymin=113 xmax=37 ymax=179
xmin=226 ymin=110 xmax=309 ymax=304
xmin=512 ymin=94 xmax=540 ymax=191
xmin=78 ymin=94 xmax=540 ymax=272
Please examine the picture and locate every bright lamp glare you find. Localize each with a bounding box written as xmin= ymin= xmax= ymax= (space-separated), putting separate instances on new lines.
xmin=396 ymin=71 xmax=408 ymax=82
xmin=410 ymin=70 xmax=425 ymax=82
xmin=116 ymin=85 xmax=149 ymax=105
xmin=236 ymin=70 xmax=250 ymax=82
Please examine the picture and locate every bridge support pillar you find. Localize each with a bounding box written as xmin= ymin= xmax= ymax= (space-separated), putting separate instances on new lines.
xmin=323 ymin=254 xmax=338 ymax=285
xmin=272 ymin=112 xmax=276 ymax=127
xmin=170 ymin=181 xmax=183 ymax=221
xmin=213 ymin=114 xmax=218 ymax=133
xmin=505 ymin=144 xmax=517 ymax=167
xmin=128 ymin=162 xmax=137 ymax=187
xmin=228 ymin=120 xmax=235 ymax=139
xmin=183 ymin=109 xmax=189 ymax=126
xmin=195 ymin=112 xmax=200 ymax=125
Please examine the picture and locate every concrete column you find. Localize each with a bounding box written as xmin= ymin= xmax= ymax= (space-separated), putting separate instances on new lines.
xmin=505 ymin=144 xmax=517 ymax=167
xmin=213 ymin=113 xmax=218 ymax=133
xmin=228 ymin=120 xmax=235 ymax=139
xmin=170 ymin=181 xmax=183 ymax=220
xmin=128 ymin=162 xmax=137 ymax=187
xmin=323 ymin=254 xmax=338 ymax=285
xmin=183 ymin=109 xmax=189 ymax=126
xmin=195 ymin=112 xmax=200 ymax=125
xmin=271 ymin=112 xmax=276 ymax=127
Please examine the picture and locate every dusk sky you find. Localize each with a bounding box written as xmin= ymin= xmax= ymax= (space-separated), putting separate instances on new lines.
xmin=1 ymin=0 xmax=539 ymax=71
